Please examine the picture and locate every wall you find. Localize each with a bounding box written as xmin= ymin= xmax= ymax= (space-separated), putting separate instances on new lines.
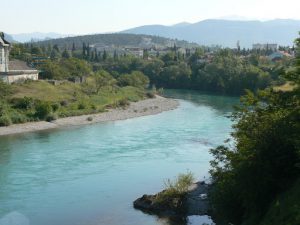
xmin=0 ymin=71 xmax=39 ymax=84
xmin=0 ymin=45 xmax=9 ymax=72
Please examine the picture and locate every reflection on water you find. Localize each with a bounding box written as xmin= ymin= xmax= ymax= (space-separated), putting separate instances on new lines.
xmin=164 ymin=89 xmax=239 ymax=114
xmin=0 ymin=90 xmax=236 ymax=225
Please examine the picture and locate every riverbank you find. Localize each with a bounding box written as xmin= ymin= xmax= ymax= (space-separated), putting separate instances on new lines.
xmin=0 ymin=96 xmax=179 ymax=136
xmin=133 ymin=181 xmax=210 ymax=218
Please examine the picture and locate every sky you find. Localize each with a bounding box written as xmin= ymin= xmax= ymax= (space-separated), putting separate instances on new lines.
xmin=1 ymin=0 xmax=300 ymax=34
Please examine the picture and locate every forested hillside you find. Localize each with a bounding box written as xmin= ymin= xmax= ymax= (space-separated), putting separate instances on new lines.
xmin=34 ymin=33 xmax=198 ymax=49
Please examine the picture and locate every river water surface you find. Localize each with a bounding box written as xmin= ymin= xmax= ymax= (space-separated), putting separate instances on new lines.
xmin=0 ymin=90 xmax=238 ymax=225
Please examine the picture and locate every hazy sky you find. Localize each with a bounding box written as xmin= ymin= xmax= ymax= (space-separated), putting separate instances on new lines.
xmin=1 ymin=0 xmax=300 ymax=34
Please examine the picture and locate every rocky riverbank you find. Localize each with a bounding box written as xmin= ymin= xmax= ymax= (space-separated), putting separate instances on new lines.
xmin=0 ymin=96 xmax=179 ymax=136
xmin=133 ymin=181 xmax=211 ymax=218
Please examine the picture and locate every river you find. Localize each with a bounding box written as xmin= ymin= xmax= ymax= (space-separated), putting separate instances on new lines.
xmin=0 ymin=90 xmax=238 ymax=225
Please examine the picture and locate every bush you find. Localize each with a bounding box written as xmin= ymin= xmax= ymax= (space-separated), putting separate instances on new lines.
xmin=12 ymin=97 xmax=35 ymax=110
xmin=118 ymin=98 xmax=129 ymax=107
xmin=60 ymin=100 xmax=69 ymax=107
xmin=146 ymin=92 xmax=156 ymax=98
xmin=10 ymin=111 xmax=28 ymax=124
xmin=35 ymin=101 xmax=53 ymax=119
xmin=51 ymin=103 xmax=60 ymax=112
xmin=155 ymin=172 xmax=194 ymax=203
xmin=0 ymin=114 xmax=12 ymax=126
xmin=87 ymin=116 xmax=93 ymax=121
xmin=78 ymin=102 xmax=87 ymax=110
xmin=117 ymin=71 xmax=149 ymax=88
xmin=46 ymin=113 xmax=58 ymax=122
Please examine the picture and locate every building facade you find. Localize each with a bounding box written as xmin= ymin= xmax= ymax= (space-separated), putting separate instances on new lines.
xmin=0 ymin=32 xmax=39 ymax=83
xmin=0 ymin=33 xmax=10 ymax=73
xmin=252 ymin=43 xmax=278 ymax=51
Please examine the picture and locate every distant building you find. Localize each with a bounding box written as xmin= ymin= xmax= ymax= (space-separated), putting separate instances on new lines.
xmin=0 ymin=33 xmax=10 ymax=72
xmin=125 ymin=47 xmax=144 ymax=58
xmin=0 ymin=32 xmax=39 ymax=83
xmin=252 ymin=43 xmax=278 ymax=51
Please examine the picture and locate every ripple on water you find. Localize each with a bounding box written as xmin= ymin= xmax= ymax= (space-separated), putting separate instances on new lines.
xmin=0 ymin=90 xmax=238 ymax=225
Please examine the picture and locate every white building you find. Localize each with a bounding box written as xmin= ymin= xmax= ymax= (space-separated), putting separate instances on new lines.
xmin=0 ymin=32 xmax=39 ymax=83
xmin=252 ymin=43 xmax=278 ymax=51
xmin=0 ymin=33 xmax=10 ymax=72
xmin=125 ymin=47 xmax=144 ymax=58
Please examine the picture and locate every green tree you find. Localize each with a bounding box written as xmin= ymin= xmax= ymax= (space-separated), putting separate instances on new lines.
xmin=118 ymin=71 xmax=149 ymax=88
xmin=209 ymin=35 xmax=300 ymax=224
xmin=93 ymin=70 xmax=116 ymax=94
xmin=62 ymin=49 xmax=71 ymax=59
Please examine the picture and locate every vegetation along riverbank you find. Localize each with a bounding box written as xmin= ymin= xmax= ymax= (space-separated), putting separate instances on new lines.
xmin=134 ymin=35 xmax=300 ymax=225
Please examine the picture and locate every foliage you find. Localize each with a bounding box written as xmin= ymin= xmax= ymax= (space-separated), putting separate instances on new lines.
xmin=0 ymin=80 xmax=145 ymax=127
xmin=118 ymin=71 xmax=149 ymax=88
xmin=0 ymin=114 xmax=12 ymax=126
xmin=39 ymin=58 xmax=91 ymax=80
xmin=35 ymin=101 xmax=53 ymax=119
xmin=0 ymin=80 xmax=12 ymax=98
xmin=155 ymin=172 xmax=194 ymax=203
xmin=92 ymin=70 xmax=116 ymax=94
xmin=35 ymin=33 xmax=197 ymax=50
xmin=258 ymin=178 xmax=300 ymax=225
xmin=209 ymin=35 xmax=300 ymax=224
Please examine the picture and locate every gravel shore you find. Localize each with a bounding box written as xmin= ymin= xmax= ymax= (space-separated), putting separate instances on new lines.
xmin=0 ymin=96 xmax=179 ymax=136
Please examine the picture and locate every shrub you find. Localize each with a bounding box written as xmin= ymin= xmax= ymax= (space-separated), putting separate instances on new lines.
xmin=91 ymin=104 xmax=97 ymax=110
xmin=51 ymin=103 xmax=60 ymax=112
xmin=146 ymin=92 xmax=156 ymax=98
xmin=117 ymin=71 xmax=149 ymax=88
xmin=118 ymin=98 xmax=129 ymax=107
xmin=78 ymin=102 xmax=87 ymax=110
xmin=155 ymin=172 xmax=194 ymax=203
xmin=35 ymin=101 xmax=53 ymax=119
xmin=60 ymin=100 xmax=69 ymax=107
xmin=87 ymin=116 xmax=93 ymax=121
xmin=46 ymin=113 xmax=58 ymax=122
xmin=12 ymin=97 xmax=34 ymax=110
xmin=10 ymin=111 xmax=28 ymax=124
xmin=0 ymin=114 xmax=12 ymax=126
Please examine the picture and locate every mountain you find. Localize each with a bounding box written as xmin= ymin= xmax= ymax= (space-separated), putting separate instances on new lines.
xmin=122 ymin=19 xmax=300 ymax=48
xmin=10 ymin=32 xmax=70 ymax=43
xmin=35 ymin=33 xmax=199 ymax=49
xmin=3 ymin=33 xmax=16 ymax=43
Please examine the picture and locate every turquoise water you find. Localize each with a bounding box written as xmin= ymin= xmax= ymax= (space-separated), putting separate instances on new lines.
xmin=0 ymin=90 xmax=238 ymax=225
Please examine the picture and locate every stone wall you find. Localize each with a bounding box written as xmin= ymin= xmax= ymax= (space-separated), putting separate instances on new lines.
xmin=0 ymin=71 xmax=39 ymax=83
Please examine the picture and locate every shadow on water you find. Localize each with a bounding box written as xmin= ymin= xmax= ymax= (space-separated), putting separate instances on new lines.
xmin=163 ymin=89 xmax=239 ymax=114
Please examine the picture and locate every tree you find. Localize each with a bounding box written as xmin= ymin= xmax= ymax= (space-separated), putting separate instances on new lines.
xmin=50 ymin=49 xmax=60 ymax=60
xmin=53 ymin=44 xmax=60 ymax=52
xmin=93 ymin=70 xmax=116 ymax=94
xmin=31 ymin=46 xmax=42 ymax=55
xmin=113 ymin=50 xmax=118 ymax=61
xmin=62 ymin=49 xmax=71 ymax=59
xmin=39 ymin=61 xmax=68 ymax=79
xmin=103 ymin=50 xmax=108 ymax=61
xmin=72 ymin=42 xmax=76 ymax=52
xmin=209 ymin=35 xmax=300 ymax=224
xmin=118 ymin=71 xmax=149 ymax=88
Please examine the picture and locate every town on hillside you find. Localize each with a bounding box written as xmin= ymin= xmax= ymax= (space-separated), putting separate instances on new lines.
xmin=0 ymin=31 xmax=295 ymax=84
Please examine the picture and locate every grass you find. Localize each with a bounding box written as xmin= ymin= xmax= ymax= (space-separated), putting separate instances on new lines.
xmin=1 ymin=80 xmax=145 ymax=125
xmin=155 ymin=172 xmax=194 ymax=203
